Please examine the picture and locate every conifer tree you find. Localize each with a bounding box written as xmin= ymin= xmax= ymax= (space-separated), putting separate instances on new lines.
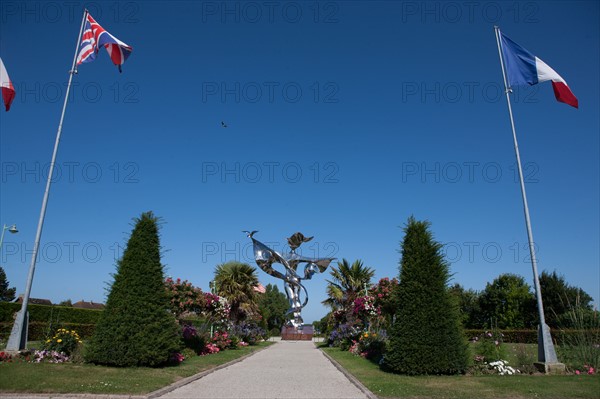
xmin=0 ymin=266 xmax=16 ymax=302
xmin=85 ymin=212 xmax=180 ymax=366
xmin=383 ymin=217 xmax=468 ymax=375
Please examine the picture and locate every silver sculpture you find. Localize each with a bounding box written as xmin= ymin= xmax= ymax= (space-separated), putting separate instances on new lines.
xmin=244 ymin=231 xmax=335 ymax=328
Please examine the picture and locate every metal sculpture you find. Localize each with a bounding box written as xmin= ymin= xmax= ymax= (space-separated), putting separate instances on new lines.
xmin=244 ymin=231 xmax=335 ymax=328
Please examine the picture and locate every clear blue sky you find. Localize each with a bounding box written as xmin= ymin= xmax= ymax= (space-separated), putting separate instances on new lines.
xmin=1 ymin=1 xmax=598 ymax=324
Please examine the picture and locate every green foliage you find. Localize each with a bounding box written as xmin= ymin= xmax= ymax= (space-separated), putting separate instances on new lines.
xmin=214 ymin=261 xmax=259 ymax=323
xmin=322 ymin=259 xmax=375 ymax=326
xmin=0 ymin=266 xmax=16 ymax=302
xmin=85 ymin=212 xmax=181 ymax=367
xmin=474 ymin=330 xmax=507 ymax=362
xmin=478 ymin=274 xmax=536 ymax=329
xmin=556 ymin=301 xmax=600 ymax=372
xmin=449 ymin=284 xmax=483 ymax=328
xmin=0 ymin=302 xmax=103 ymax=324
xmin=257 ymin=284 xmax=288 ymax=331
xmin=383 ymin=217 xmax=468 ymax=375
xmin=540 ymin=270 xmax=594 ymax=328
xmin=0 ymin=322 xmax=96 ymax=341
xmin=42 ymin=328 xmax=83 ymax=356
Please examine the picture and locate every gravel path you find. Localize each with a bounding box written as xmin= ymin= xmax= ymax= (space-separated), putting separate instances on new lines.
xmin=158 ymin=340 xmax=369 ymax=399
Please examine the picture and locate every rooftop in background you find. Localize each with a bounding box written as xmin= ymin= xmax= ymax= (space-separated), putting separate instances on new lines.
xmin=16 ymin=295 xmax=52 ymax=306
xmin=72 ymin=300 xmax=105 ymax=310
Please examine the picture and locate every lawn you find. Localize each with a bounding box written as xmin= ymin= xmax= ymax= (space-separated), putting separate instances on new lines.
xmin=0 ymin=341 xmax=273 ymax=395
xmin=321 ymin=346 xmax=600 ymax=399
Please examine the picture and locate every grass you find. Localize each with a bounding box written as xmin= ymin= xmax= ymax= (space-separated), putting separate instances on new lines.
xmin=321 ymin=345 xmax=600 ymax=399
xmin=0 ymin=341 xmax=273 ymax=395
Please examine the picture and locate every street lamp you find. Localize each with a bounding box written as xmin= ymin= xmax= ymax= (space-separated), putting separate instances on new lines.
xmin=0 ymin=224 xmax=19 ymax=253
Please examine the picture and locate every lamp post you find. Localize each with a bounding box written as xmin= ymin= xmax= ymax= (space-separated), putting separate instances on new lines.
xmin=0 ymin=224 xmax=19 ymax=254
xmin=209 ymin=281 xmax=215 ymax=338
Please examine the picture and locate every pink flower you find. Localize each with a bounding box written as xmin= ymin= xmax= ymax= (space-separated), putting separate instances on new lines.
xmin=575 ymin=370 xmax=581 ymax=375
xmin=588 ymin=367 xmax=595 ymax=375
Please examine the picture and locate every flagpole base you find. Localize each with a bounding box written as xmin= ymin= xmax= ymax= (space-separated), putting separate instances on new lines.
xmin=534 ymin=362 xmax=566 ymax=374
xmin=5 ymin=310 xmax=29 ymax=351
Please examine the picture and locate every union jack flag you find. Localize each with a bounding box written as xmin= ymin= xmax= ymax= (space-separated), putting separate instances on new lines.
xmin=76 ymin=12 xmax=132 ymax=72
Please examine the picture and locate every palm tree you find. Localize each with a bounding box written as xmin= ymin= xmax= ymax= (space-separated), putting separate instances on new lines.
xmin=214 ymin=261 xmax=260 ymax=323
xmin=322 ymin=259 xmax=375 ymax=311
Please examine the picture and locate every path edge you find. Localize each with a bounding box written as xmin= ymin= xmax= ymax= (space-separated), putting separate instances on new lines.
xmin=318 ymin=346 xmax=379 ymax=399
xmin=146 ymin=342 xmax=275 ymax=399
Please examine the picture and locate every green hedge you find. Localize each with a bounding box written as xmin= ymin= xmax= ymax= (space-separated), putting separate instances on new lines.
xmin=464 ymin=329 xmax=600 ymax=345
xmin=0 ymin=302 xmax=102 ymax=324
xmin=0 ymin=322 xmax=96 ymax=341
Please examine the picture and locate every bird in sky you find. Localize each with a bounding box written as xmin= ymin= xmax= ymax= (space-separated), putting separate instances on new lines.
xmin=221 ymin=121 xmax=228 ymax=128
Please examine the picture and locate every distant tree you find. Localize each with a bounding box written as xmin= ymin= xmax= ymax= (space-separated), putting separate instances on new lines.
xmin=540 ymin=270 xmax=594 ymax=328
xmin=449 ymin=284 xmax=482 ymax=328
xmin=478 ymin=274 xmax=536 ymax=329
xmin=258 ymin=284 xmax=289 ymax=331
xmin=214 ymin=261 xmax=260 ymax=323
xmin=0 ymin=266 xmax=16 ymax=302
xmin=384 ymin=217 xmax=468 ymax=375
xmin=85 ymin=212 xmax=181 ymax=366
xmin=312 ymin=312 xmax=332 ymax=336
xmin=58 ymin=299 xmax=73 ymax=307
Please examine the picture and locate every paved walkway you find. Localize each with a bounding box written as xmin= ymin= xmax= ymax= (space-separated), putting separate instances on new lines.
xmin=158 ymin=340 xmax=369 ymax=399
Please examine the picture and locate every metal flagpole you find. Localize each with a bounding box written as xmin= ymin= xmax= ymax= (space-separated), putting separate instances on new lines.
xmin=6 ymin=9 xmax=89 ymax=351
xmin=493 ymin=26 xmax=559 ymax=368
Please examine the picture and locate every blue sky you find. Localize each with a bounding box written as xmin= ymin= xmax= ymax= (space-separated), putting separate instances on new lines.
xmin=0 ymin=1 xmax=598 ymax=324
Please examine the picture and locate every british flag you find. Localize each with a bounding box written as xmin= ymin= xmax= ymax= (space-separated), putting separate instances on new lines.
xmin=76 ymin=12 xmax=132 ymax=72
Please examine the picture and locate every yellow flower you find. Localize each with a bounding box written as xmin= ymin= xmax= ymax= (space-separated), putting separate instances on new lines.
xmin=364 ymin=333 xmax=369 ymax=338
xmin=46 ymin=339 xmax=51 ymax=343
xmin=57 ymin=339 xmax=62 ymax=343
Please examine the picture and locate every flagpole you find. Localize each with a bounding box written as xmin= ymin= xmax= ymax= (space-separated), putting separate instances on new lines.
xmin=6 ymin=9 xmax=89 ymax=352
xmin=494 ymin=26 xmax=559 ymax=368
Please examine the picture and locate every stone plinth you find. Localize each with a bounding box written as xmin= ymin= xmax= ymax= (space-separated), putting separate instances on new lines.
xmin=281 ymin=325 xmax=313 ymax=340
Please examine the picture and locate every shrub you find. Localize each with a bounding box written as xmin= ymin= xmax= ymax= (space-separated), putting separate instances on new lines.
xmin=230 ymin=323 xmax=266 ymax=345
xmin=473 ymin=330 xmax=506 ymax=362
xmin=181 ymin=324 xmax=208 ymax=355
xmin=383 ymin=217 xmax=468 ymax=375
xmin=42 ymin=328 xmax=82 ymax=356
xmin=85 ymin=212 xmax=181 ymax=367
xmin=0 ymin=302 xmax=102 ymax=324
xmin=328 ymin=324 xmax=362 ymax=350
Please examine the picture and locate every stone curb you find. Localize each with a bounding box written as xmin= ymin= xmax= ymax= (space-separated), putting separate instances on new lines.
xmin=0 ymin=395 xmax=144 ymax=399
xmin=0 ymin=343 xmax=274 ymax=399
xmin=318 ymin=347 xmax=379 ymax=399
xmin=145 ymin=342 xmax=274 ymax=399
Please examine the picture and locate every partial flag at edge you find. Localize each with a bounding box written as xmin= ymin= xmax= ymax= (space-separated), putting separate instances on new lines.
xmin=499 ymin=31 xmax=578 ymax=108
xmin=76 ymin=12 xmax=132 ymax=72
xmin=0 ymin=57 xmax=16 ymax=111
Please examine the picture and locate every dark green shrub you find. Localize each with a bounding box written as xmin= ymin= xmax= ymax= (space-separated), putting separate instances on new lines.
xmin=0 ymin=302 xmax=102 ymax=324
xmin=383 ymin=217 xmax=468 ymax=375
xmin=85 ymin=212 xmax=181 ymax=366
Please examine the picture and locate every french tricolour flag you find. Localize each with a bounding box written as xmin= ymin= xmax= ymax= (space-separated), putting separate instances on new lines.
xmin=76 ymin=12 xmax=132 ymax=72
xmin=0 ymin=57 xmax=16 ymax=111
xmin=499 ymin=32 xmax=578 ymax=109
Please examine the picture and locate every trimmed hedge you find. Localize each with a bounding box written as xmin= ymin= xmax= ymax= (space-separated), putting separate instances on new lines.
xmin=0 ymin=301 xmax=102 ymax=324
xmin=464 ymin=329 xmax=600 ymax=345
xmin=0 ymin=321 xmax=96 ymax=341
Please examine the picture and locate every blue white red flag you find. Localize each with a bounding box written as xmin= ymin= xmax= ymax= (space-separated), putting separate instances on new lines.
xmin=499 ymin=31 xmax=578 ymax=108
xmin=76 ymin=12 xmax=132 ymax=72
xmin=0 ymin=57 xmax=16 ymax=111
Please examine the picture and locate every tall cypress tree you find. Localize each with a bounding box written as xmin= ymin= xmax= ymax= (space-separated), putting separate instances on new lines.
xmin=383 ymin=217 xmax=468 ymax=375
xmin=85 ymin=212 xmax=180 ymax=366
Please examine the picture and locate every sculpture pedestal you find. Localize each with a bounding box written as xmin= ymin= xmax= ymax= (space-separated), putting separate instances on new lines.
xmin=281 ymin=325 xmax=313 ymax=340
